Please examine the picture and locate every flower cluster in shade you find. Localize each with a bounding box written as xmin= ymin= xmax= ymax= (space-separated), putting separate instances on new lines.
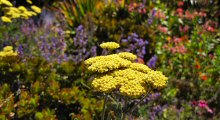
xmin=85 ymin=42 xmax=168 ymax=98
xmin=0 ymin=0 xmax=41 ymax=22
xmin=0 ymin=46 xmax=18 ymax=57
xmin=69 ymin=25 xmax=97 ymax=64
xmin=118 ymin=33 xmax=148 ymax=59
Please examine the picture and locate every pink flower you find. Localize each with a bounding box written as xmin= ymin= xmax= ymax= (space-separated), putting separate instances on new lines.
xmin=155 ymin=10 xmax=166 ymax=19
xmin=185 ymin=10 xmax=194 ymax=19
xmin=198 ymin=100 xmax=208 ymax=108
xmin=178 ymin=1 xmax=184 ymax=7
xmin=207 ymin=26 xmax=215 ymax=32
xmin=176 ymin=8 xmax=183 ymax=13
xmin=158 ymin=25 xmax=168 ymax=34
xmin=199 ymin=11 xmax=207 ymax=17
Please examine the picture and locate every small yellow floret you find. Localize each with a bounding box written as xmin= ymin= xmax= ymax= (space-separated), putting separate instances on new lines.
xmin=130 ymin=63 xmax=152 ymax=73
xmin=100 ymin=42 xmax=120 ymax=50
xmin=92 ymin=75 xmax=119 ymax=93
xmin=18 ymin=6 xmax=27 ymax=11
xmin=145 ymin=71 xmax=168 ymax=89
xmin=85 ymin=54 xmax=131 ymax=73
xmin=118 ymin=52 xmax=137 ymax=61
xmin=1 ymin=0 xmax=13 ymax=6
xmin=1 ymin=16 xmax=12 ymax=22
xmin=120 ymin=80 xmax=147 ymax=98
xmin=111 ymin=68 xmax=147 ymax=84
xmin=26 ymin=0 xmax=33 ymax=4
xmin=3 ymin=46 xmax=13 ymax=52
xmin=31 ymin=5 xmax=41 ymax=13
xmin=0 ymin=46 xmax=18 ymax=57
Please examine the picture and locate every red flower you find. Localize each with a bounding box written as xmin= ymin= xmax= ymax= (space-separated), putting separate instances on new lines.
xmin=178 ymin=1 xmax=184 ymax=7
xmin=196 ymin=62 xmax=201 ymax=69
xmin=207 ymin=26 xmax=215 ymax=32
xmin=191 ymin=101 xmax=198 ymax=106
xmin=201 ymin=75 xmax=207 ymax=81
xmin=176 ymin=8 xmax=183 ymax=13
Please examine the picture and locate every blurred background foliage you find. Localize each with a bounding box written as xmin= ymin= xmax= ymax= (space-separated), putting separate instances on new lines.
xmin=0 ymin=0 xmax=220 ymax=119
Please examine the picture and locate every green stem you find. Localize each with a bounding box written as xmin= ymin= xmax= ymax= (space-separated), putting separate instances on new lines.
xmin=120 ymin=97 xmax=129 ymax=120
xmin=129 ymin=89 xmax=152 ymax=113
xmin=101 ymin=94 xmax=108 ymax=120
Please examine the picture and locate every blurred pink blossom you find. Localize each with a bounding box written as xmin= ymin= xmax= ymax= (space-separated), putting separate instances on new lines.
xmin=158 ymin=25 xmax=168 ymax=34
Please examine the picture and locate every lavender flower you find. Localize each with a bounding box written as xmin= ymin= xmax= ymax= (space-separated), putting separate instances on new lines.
xmin=150 ymin=104 xmax=168 ymax=120
xmin=147 ymin=9 xmax=157 ymax=25
xmin=69 ymin=25 xmax=97 ymax=64
xmin=17 ymin=44 xmax=23 ymax=56
xmin=37 ymin=35 xmax=68 ymax=63
xmin=147 ymin=55 xmax=158 ymax=68
xmin=117 ymin=33 xmax=148 ymax=59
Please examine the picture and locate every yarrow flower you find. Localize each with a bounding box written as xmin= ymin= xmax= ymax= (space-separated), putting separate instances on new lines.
xmin=145 ymin=71 xmax=168 ymax=89
xmin=100 ymin=42 xmax=120 ymax=50
xmin=0 ymin=46 xmax=18 ymax=57
xmin=31 ymin=5 xmax=41 ymax=13
xmin=85 ymin=54 xmax=132 ymax=73
xmin=92 ymin=75 xmax=120 ymax=93
xmin=0 ymin=0 xmax=41 ymax=22
xmin=0 ymin=0 xmax=13 ymax=6
xmin=118 ymin=52 xmax=137 ymax=61
xmin=85 ymin=42 xmax=168 ymax=98
xmin=1 ymin=16 xmax=12 ymax=22
xmin=130 ymin=63 xmax=151 ymax=73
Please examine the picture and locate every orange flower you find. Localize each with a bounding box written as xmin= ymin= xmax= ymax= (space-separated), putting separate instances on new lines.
xmin=137 ymin=58 xmax=145 ymax=64
xmin=167 ymin=36 xmax=171 ymax=42
xmin=195 ymin=60 xmax=201 ymax=69
xmin=201 ymin=75 xmax=207 ymax=81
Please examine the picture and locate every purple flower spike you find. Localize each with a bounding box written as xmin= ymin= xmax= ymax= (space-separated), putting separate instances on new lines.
xmin=147 ymin=55 xmax=158 ymax=68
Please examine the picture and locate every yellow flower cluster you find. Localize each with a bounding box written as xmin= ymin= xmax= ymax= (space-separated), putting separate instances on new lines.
xmin=0 ymin=0 xmax=41 ymax=22
xmin=0 ymin=46 xmax=18 ymax=57
xmin=86 ymin=42 xmax=168 ymax=98
xmin=85 ymin=54 xmax=131 ymax=73
xmin=0 ymin=0 xmax=13 ymax=6
xmin=120 ymin=80 xmax=147 ymax=98
xmin=100 ymin=42 xmax=120 ymax=50
xmin=118 ymin=52 xmax=137 ymax=61
xmin=145 ymin=71 xmax=168 ymax=89
xmin=111 ymin=69 xmax=147 ymax=84
xmin=92 ymin=75 xmax=120 ymax=93
xmin=130 ymin=63 xmax=152 ymax=73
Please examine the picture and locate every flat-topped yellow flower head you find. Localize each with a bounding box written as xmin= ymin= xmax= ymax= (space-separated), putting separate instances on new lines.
xmin=85 ymin=54 xmax=131 ymax=73
xmin=31 ymin=5 xmax=41 ymax=13
xmin=92 ymin=75 xmax=120 ymax=93
xmin=100 ymin=42 xmax=120 ymax=50
xmin=130 ymin=63 xmax=152 ymax=73
xmin=120 ymin=80 xmax=147 ymax=98
xmin=1 ymin=16 xmax=12 ymax=23
xmin=85 ymin=42 xmax=168 ymax=98
xmin=3 ymin=46 xmax=13 ymax=52
xmin=145 ymin=71 xmax=168 ymax=89
xmin=1 ymin=0 xmax=13 ymax=6
xmin=111 ymin=68 xmax=147 ymax=85
xmin=0 ymin=46 xmax=18 ymax=57
xmin=118 ymin=52 xmax=137 ymax=61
